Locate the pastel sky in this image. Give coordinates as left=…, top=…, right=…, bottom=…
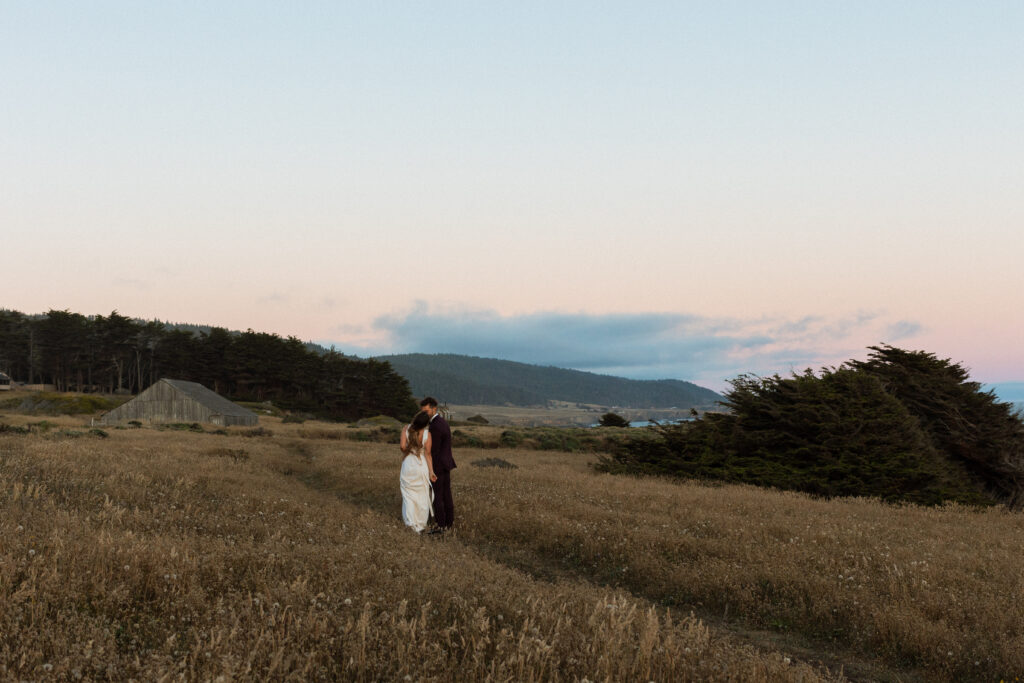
left=3, top=2, right=1022, bottom=392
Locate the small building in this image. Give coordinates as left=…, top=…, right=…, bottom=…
left=0, top=372, right=11, bottom=391
left=99, top=378, right=258, bottom=427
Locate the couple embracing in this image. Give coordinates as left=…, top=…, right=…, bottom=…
left=399, top=396, right=456, bottom=534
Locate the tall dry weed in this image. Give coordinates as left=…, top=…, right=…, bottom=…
left=298, top=433, right=1024, bottom=681
left=0, top=427, right=832, bottom=681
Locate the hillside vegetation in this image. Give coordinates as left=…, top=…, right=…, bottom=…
left=377, top=353, right=722, bottom=409
left=599, top=346, right=1024, bottom=507
left=0, top=392, right=123, bottom=416
left=0, top=308, right=416, bottom=422
left=2, top=413, right=1022, bottom=680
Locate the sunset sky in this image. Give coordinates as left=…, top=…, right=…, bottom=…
left=4, top=2, right=1022, bottom=394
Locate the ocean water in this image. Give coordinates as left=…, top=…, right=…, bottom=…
left=591, top=418, right=695, bottom=428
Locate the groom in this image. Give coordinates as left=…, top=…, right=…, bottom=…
left=420, top=396, right=456, bottom=532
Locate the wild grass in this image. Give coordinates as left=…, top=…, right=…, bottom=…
left=2, top=414, right=1022, bottom=680
left=277, top=422, right=1024, bottom=681
left=1, top=420, right=830, bottom=681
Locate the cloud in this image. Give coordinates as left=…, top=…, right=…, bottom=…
left=322, top=304, right=925, bottom=391
left=885, top=320, right=923, bottom=340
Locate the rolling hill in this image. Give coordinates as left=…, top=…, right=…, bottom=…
left=374, top=353, right=723, bottom=409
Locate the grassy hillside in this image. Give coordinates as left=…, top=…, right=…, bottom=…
left=376, top=353, right=723, bottom=409
left=2, top=412, right=1022, bottom=680
left=0, top=391, right=125, bottom=416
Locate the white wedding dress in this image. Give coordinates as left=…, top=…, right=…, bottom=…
left=400, top=426, right=433, bottom=532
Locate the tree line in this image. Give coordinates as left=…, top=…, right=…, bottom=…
left=0, top=309, right=418, bottom=421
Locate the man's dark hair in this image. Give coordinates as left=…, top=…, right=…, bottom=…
left=420, top=396, right=439, bottom=408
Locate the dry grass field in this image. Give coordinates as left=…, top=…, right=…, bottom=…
left=1, top=412, right=1022, bottom=681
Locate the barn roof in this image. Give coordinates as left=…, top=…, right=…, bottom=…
left=160, top=379, right=257, bottom=418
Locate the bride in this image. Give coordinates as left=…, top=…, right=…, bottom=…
left=399, top=411, right=437, bottom=532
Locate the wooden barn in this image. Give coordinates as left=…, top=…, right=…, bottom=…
left=99, top=378, right=258, bottom=427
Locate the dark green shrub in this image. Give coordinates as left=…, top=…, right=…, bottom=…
left=561, top=436, right=582, bottom=452
left=471, top=458, right=517, bottom=469
left=345, top=426, right=401, bottom=444
left=598, top=412, right=631, bottom=428
left=598, top=346, right=1024, bottom=507
left=499, top=430, right=524, bottom=447
left=164, top=422, right=205, bottom=432
left=0, top=423, right=30, bottom=435
left=452, top=430, right=484, bottom=448
left=536, top=431, right=570, bottom=451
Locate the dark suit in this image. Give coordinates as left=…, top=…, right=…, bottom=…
left=429, top=414, right=456, bottom=527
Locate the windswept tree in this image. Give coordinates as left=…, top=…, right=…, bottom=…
left=849, top=345, right=1024, bottom=506
left=598, top=346, right=1024, bottom=508
left=598, top=412, right=631, bottom=428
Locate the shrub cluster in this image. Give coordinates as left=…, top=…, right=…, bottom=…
left=347, top=426, right=401, bottom=444
left=598, top=346, right=1024, bottom=507
left=7, top=393, right=121, bottom=416
left=598, top=411, right=631, bottom=428
left=450, top=426, right=637, bottom=453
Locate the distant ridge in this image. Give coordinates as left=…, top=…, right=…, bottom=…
left=375, top=353, right=723, bottom=409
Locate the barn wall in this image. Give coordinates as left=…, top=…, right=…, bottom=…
left=99, top=381, right=257, bottom=426
left=101, top=399, right=215, bottom=424
left=99, top=382, right=212, bottom=424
